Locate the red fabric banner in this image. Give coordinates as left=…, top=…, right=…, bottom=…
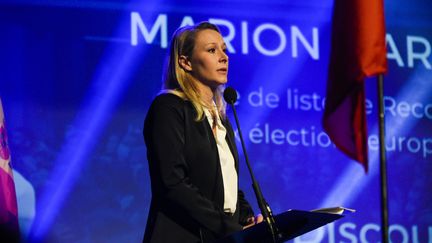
left=323, top=0, right=388, bottom=172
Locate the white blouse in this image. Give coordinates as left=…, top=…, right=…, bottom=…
left=204, top=106, right=238, bottom=214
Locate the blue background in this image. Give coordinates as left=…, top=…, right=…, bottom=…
left=1, top=0, right=431, bottom=242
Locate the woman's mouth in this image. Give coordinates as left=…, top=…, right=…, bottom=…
left=217, top=68, right=228, bottom=74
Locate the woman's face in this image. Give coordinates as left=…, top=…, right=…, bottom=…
left=188, top=29, right=228, bottom=89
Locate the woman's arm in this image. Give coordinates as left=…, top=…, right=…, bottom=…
left=237, top=190, right=255, bottom=226
left=144, top=95, right=242, bottom=237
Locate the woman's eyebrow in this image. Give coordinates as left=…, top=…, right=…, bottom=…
left=204, top=42, right=217, bottom=46
left=204, top=42, right=226, bottom=47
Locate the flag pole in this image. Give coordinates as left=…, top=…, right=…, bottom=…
left=377, top=73, right=389, bottom=243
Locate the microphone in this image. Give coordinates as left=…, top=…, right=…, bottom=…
left=223, top=87, right=279, bottom=242
left=223, top=87, right=238, bottom=105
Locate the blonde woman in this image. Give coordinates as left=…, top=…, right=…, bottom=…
left=143, top=22, right=261, bottom=243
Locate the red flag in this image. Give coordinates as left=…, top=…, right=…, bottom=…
left=0, top=98, right=19, bottom=238
left=323, top=0, right=388, bottom=172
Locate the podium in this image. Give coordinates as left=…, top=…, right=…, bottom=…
left=218, top=210, right=344, bottom=243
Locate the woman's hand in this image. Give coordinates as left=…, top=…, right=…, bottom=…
left=243, top=214, right=264, bottom=229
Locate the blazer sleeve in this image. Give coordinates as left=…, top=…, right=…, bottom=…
left=238, top=190, right=255, bottom=226
left=144, top=96, right=243, bottom=237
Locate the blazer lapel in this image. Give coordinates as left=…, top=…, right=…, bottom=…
left=222, top=119, right=240, bottom=171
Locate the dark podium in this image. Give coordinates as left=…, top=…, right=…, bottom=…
left=222, top=88, right=348, bottom=242
left=218, top=209, right=344, bottom=243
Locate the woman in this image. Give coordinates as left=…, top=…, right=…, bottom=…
left=143, top=22, right=261, bottom=243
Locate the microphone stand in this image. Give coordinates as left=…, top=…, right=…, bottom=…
left=227, top=101, right=280, bottom=243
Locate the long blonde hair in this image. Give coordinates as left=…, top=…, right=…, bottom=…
left=161, top=22, right=226, bottom=121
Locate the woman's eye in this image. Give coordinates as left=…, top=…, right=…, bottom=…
left=208, top=48, right=216, bottom=53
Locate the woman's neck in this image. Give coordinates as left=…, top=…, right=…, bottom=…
left=196, top=82, right=216, bottom=107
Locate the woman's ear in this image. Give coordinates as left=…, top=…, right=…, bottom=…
left=178, top=55, right=193, bottom=72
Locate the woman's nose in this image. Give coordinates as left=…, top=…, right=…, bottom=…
left=219, top=50, right=228, bottom=63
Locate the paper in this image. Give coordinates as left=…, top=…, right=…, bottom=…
left=311, top=207, right=356, bottom=215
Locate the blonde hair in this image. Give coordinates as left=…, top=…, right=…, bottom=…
left=161, top=22, right=226, bottom=121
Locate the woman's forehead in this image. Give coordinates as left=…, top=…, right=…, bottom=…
left=195, top=29, right=225, bottom=45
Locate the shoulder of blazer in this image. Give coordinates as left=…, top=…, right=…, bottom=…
left=147, top=93, right=195, bottom=118
left=151, top=92, right=188, bottom=109
left=144, top=93, right=189, bottom=135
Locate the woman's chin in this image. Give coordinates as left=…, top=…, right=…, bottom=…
left=217, top=78, right=228, bottom=85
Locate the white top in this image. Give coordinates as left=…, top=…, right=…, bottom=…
left=204, top=106, right=238, bottom=214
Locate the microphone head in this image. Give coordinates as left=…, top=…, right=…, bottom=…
left=223, top=87, right=238, bottom=104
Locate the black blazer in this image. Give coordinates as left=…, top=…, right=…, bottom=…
left=143, top=93, right=254, bottom=243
